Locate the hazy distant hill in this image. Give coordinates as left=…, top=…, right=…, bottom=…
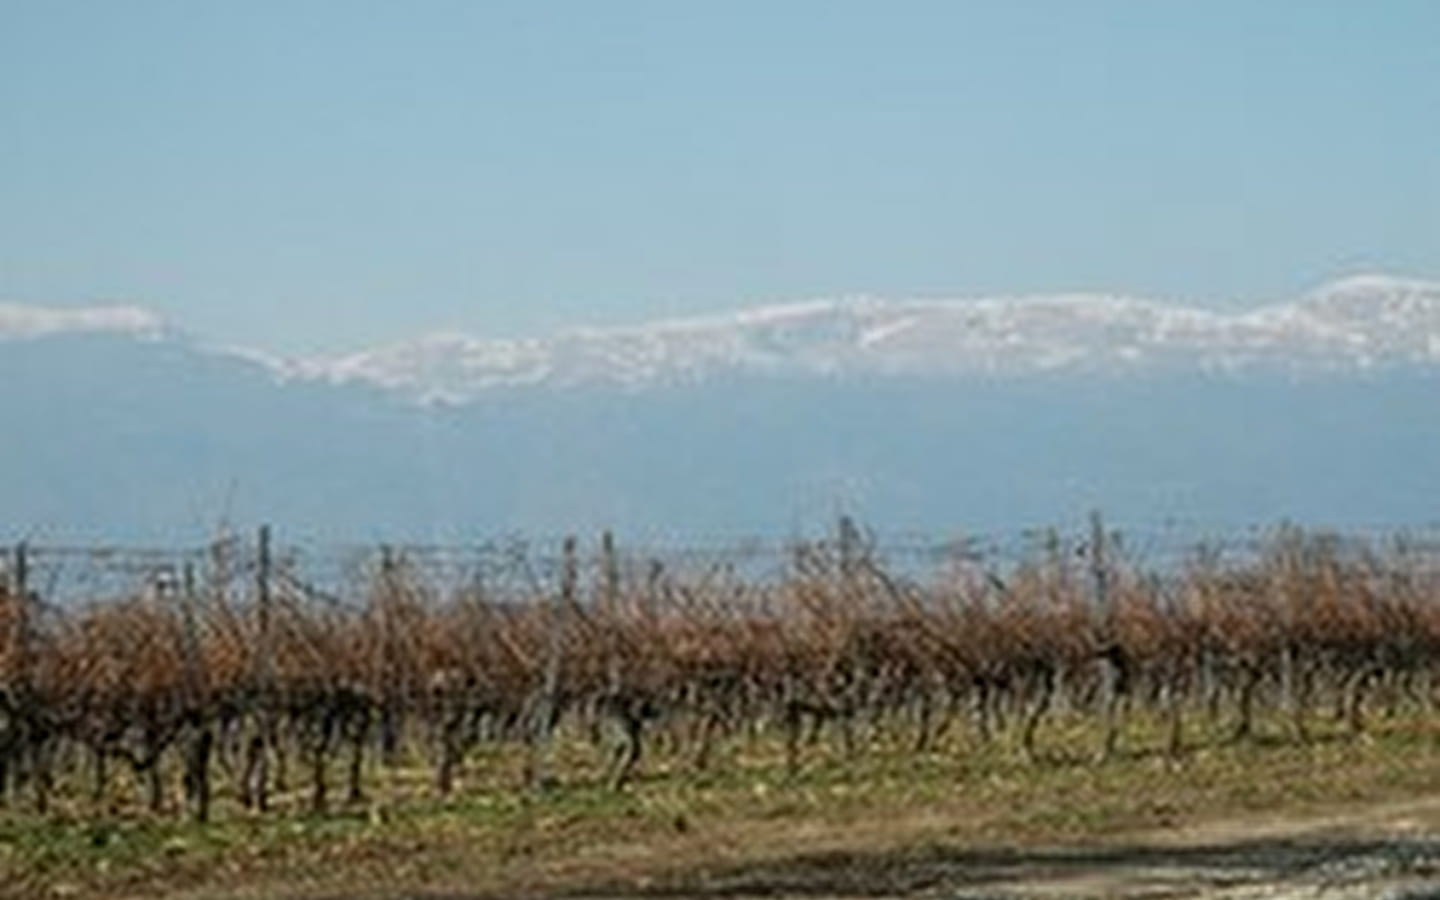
left=3, top=277, right=1438, bottom=542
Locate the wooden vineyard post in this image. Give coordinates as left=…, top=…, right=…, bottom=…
left=837, top=515, right=858, bottom=583
left=17, top=542, right=48, bottom=813
left=378, top=546, right=402, bottom=766
left=181, top=561, right=214, bottom=823
left=180, top=563, right=203, bottom=708
left=1091, top=512, right=1124, bottom=761
left=1045, top=527, right=1073, bottom=715
left=1278, top=531, right=1307, bottom=742
left=11, top=542, right=29, bottom=697
left=835, top=515, right=861, bottom=757
left=644, top=559, right=664, bottom=622
left=242, top=525, right=273, bottom=812
left=529, top=536, right=575, bottom=791
left=372, top=545, right=400, bottom=808
left=2, top=543, right=29, bottom=806
left=602, top=530, right=621, bottom=695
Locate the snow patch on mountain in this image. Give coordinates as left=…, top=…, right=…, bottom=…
left=275, top=275, right=1440, bottom=403
left=0, top=302, right=167, bottom=341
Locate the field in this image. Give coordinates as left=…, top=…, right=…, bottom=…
left=4, top=518, right=1440, bottom=897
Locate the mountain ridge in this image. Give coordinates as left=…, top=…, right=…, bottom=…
left=6, top=274, right=1440, bottom=405
left=3, top=279, right=1439, bottom=540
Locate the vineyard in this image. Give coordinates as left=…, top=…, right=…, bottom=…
left=2, top=517, right=1440, bottom=831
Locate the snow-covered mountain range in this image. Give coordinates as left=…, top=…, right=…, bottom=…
left=5, top=275, right=1440, bottom=405
left=4, top=274, right=1438, bottom=540
left=273, top=274, right=1440, bottom=403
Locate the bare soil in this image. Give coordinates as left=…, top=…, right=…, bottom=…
left=362, top=796, right=1440, bottom=900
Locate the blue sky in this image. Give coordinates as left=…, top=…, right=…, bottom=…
left=3, top=1, right=1437, bottom=353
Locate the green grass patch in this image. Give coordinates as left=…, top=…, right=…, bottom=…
left=6, top=709, right=1440, bottom=898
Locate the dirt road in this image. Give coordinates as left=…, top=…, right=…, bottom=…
left=544, top=797, right=1440, bottom=899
